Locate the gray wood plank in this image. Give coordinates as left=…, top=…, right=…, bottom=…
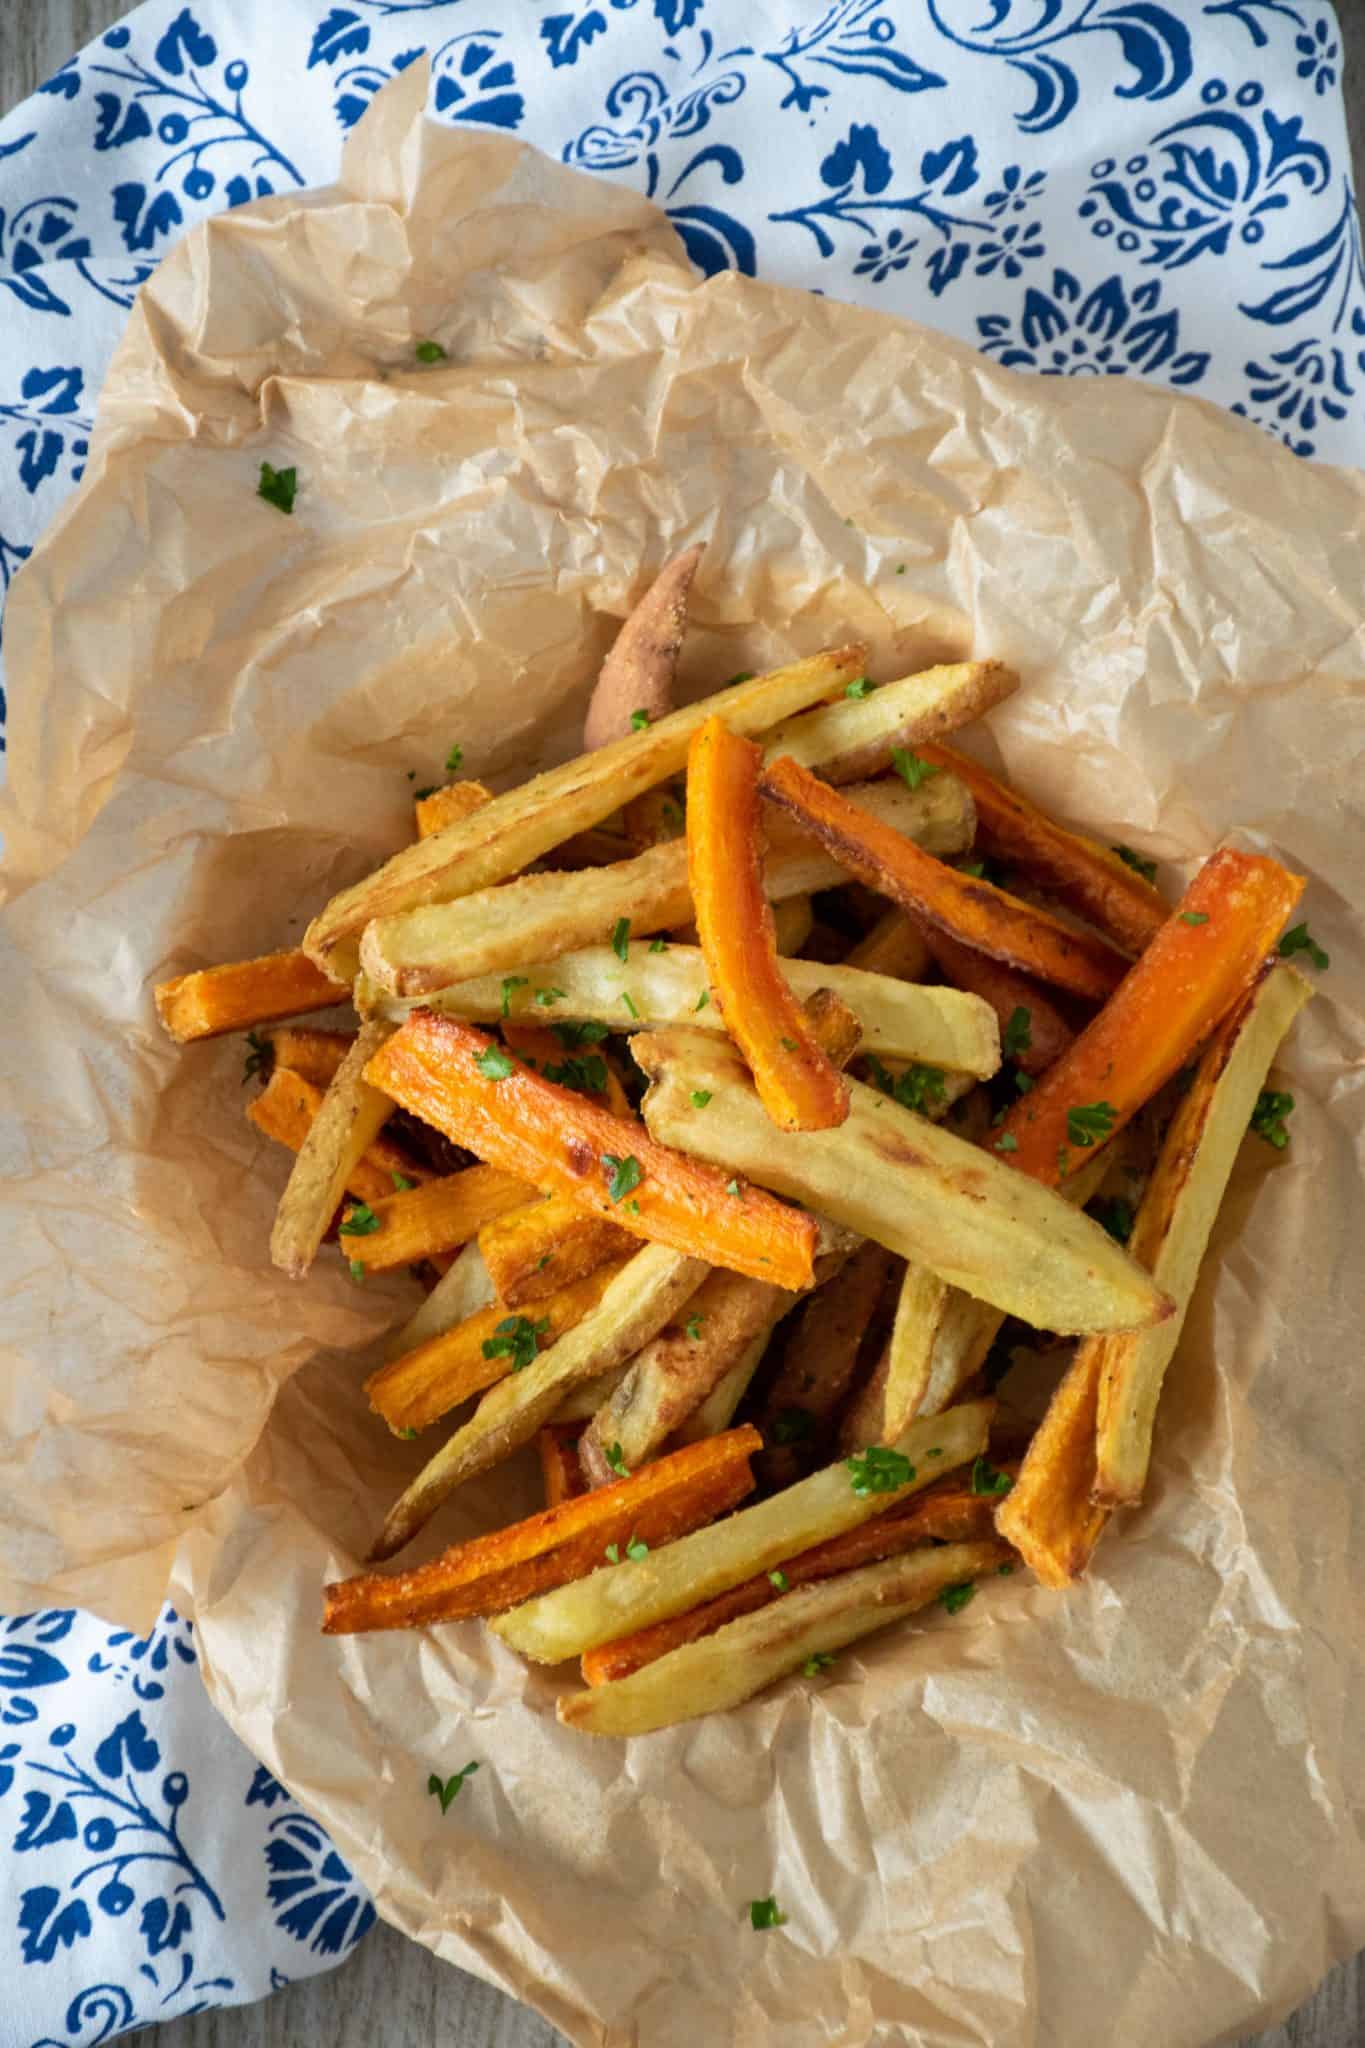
left=1, top=5, right=1361, bottom=2044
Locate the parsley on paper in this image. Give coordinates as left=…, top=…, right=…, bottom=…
left=1113, top=844, right=1157, bottom=883
left=1066, top=1100, right=1116, bottom=1147
left=445, top=742, right=463, bottom=774
left=1002, top=1006, right=1032, bottom=1060
left=476, top=1046, right=514, bottom=1081
left=603, top=1154, right=642, bottom=1203
left=1250, top=1088, right=1295, bottom=1149
left=481, top=1315, right=550, bottom=1372
left=630, top=709, right=650, bottom=731
left=771, top=1407, right=813, bottom=1446
left=690, top=1089, right=712, bottom=1108
left=749, top=1896, right=787, bottom=1929
left=257, top=461, right=297, bottom=514
left=415, top=340, right=447, bottom=363
left=802, top=1653, right=835, bottom=1677
left=939, top=1582, right=976, bottom=1615
left=500, top=975, right=528, bottom=1018
left=846, top=1446, right=913, bottom=1497
left=339, top=1204, right=381, bottom=1237
left=970, top=1456, right=1013, bottom=1498
left=242, top=1030, right=271, bottom=1084
left=604, top=1442, right=629, bottom=1477
left=890, top=747, right=940, bottom=792
left=612, top=917, right=631, bottom=962
left=428, top=1762, right=479, bottom=1812
left=1279, top=922, right=1330, bottom=971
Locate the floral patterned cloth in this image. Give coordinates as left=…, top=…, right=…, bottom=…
left=0, top=1, right=1359, bottom=2041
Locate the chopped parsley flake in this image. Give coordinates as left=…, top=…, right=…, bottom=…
left=769, top=1570, right=789, bottom=1592
left=630, top=709, right=650, bottom=731
left=1066, top=1100, right=1116, bottom=1147
left=749, top=1896, right=787, bottom=1929
left=1092, top=1197, right=1134, bottom=1244
left=1113, top=844, right=1157, bottom=883
left=626, top=1534, right=649, bottom=1561
left=604, top=1442, right=629, bottom=1477
left=1179, top=911, right=1209, bottom=926
left=690, top=1089, right=712, bottom=1108
left=725, top=1178, right=742, bottom=1197
left=939, top=1581, right=976, bottom=1615
left=481, top=1314, right=551, bottom=1373
left=603, top=1153, right=642, bottom=1203
left=1279, top=922, right=1329, bottom=971
left=428, top=1762, right=479, bottom=1812
left=695, top=990, right=710, bottom=1011
left=534, top=986, right=567, bottom=1008
left=621, top=989, right=640, bottom=1019
left=347, top=1259, right=365, bottom=1282
left=890, top=747, right=940, bottom=792
left=994, top=1133, right=1018, bottom=1154
left=1002, top=1006, right=1032, bottom=1060
left=445, top=743, right=463, bottom=774
left=846, top=1445, right=913, bottom=1497
left=415, top=340, right=447, bottom=363
left=649, top=936, right=668, bottom=953
left=612, top=917, right=631, bottom=962
left=802, top=1652, right=835, bottom=1677
left=541, top=1052, right=608, bottom=1096
left=500, top=975, right=528, bottom=1018
left=339, top=1203, right=381, bottom=1237
left=685, top=1315, right=705, bottom=1341
left=970, top=1455, right=1013, bottom=1498
left=1250, top=1088, right=1295, bottom=1149
left=257, top=461, right=297, bottom=514
left=476, top=1045, right=514, bottom=1082
left=552, top=1019, right=609, bottom=1049
left=844, top=676, right=875, bottom=700
left=391, top=1172, right=416, bottom=1192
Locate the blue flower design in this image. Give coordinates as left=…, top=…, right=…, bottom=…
left=926, top=0, right=1191, bottom=134
left=977, top=267, right=1209, bottom=385
left=1231, top=332, right=1355, bottom=455
left=563, top=60, right=746, bottom=173
left=265, top=1812, right=376, bottom=1956
left=1295, top=16, right=1339, bottom=96
left=432, top=33, right=525, bottom=130
left=764, top=0, right=946, bottom=114
left=0, top=366, right=91, bottom=496
left=86, top=1607, right=196, bottom=1704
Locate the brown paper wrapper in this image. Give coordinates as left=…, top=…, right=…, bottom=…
left=3, top=64, right=1364, bottom=2048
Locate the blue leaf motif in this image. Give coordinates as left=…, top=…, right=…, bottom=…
left=14, top=1788, right=79, bottom=1850
left=112, top=181, right=184, bottom=253
left=541, top=9, right=609, bottom=68
left=21, top=365, right=84, bottom=415
left=19, top=1884, right=92, bottom=1965
left=153, top=8, right=218, bottom=78
left=1106, top=2, right=1191, bottom=100
left=0, top=1641, right=69, bottom=1688
left=39, top=60, right=81, bottom=100
left=0, top=1740, right=20, bottom=1798
left=655, top=0, right=703, bottom=26
left=921, top=137, right=978, bottom=198
left=821, top=123, right=892, bottom=197
left=927, top=239, right=971, bottom=293
left=141, top=1896, right=193, bottom=1953
left=246, top=1762, right=290, bottom=1809
left=670, top=204, right=756, bottom=277
left=94, top=91, right=154, bottom=151
left=94, top=1708, right=160, bottom=1780
left=310, top=8, right=370, bottom=68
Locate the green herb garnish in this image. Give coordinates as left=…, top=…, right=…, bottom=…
left=846, top=1445, right=914, bottom=1497
left=500, top=975, right=528, bottom=1018
left=428, top=1761, right=479, bottom=1812
left=603, top=1154, right=642, bottom=1203
left=690, top=1089, right=712, bottom=1108
left=748, top=1896, right=787, bottom=1929
left=552, top=1019, right=609, bottom=1049
left=257, top=461, right=297, bottom=514
left=994, top=1133, right=1018, bottom=1154
left=481, top=1314, right=551, bottom=1372
left=391, top=1172, right=416, bottom=1192
left=1002, top=1006, right=1032, bottom=1060
left=476, top=1045, right=514, bottom=1081
left=1179, top=911, right=1208, bottom=926
left=445, top=742, right=464, bottom=774
left=970, top=1455, right=1013, bottom=1498
left=541, top=1052, right=608, bottom=1096
left=1092, top=1197, right=1133, bottom=1244
left=1279, top=922, right=1329, bottom=971
left=1113, top=844, right=1157, bottom=883
left=802, top=1652, right=835, bottom=1677
left=890, top=747, right=940, bottom=792
left=844, top=676, right=875, bottom=700
left=630, top=709, right=650, bottom=731
left=649, top=936, right=668, bottom=953
left=612, top=917, right=631, bottom=962
left=534, top=986, right=568, bottom=1008
left=415, top=340, right=447, bottom=363
left=1250, top=1088, right=1295, bottom=1149
left=769, top=1570, right=789, bottom=1592
left=1066, top=1100, right=1116, bottom=1147
left=685, top=1315, right=705, bottom=1341
left=604, top=1442, right=629, bottom=1477
left=939, top=1581, right=976, bottom=1615
left=339, top=1203, right=381, bottom=1236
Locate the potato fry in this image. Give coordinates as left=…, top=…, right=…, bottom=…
left=358, top=771, right=975, bottom=997
left=384, top=1239, right=494, bottom=1361
left=155, top=946, right=341, bottom=1042
left=760, top=755, right=1129, bottom=1003
left=478, top=1193, right=635, bottom=1308
left=414, top=778, right=494, bottom=840
left=305, top=647, right=866, bottom=979
left=548, top=1364, right=631, bottom=1424
left=370, top=1243, right=708, bottom=1558
left=843, top=1262, right=951, bottom=1453
left=580, top=1267, right=796, bottom=1485
left=761, top=660, right=1018, bottom=786
left=559, top=1537, right=1010, bottom=1735
left=539, top=1424, right=588, bottom=1509
left=341, top=1162, right=534, bottom=1274
left=583, top=547, right=704, bottom=750
left=270, top=1023, right=395, bottom=1279
left=1093, top=963, right=1312, bottom=1506
left=993, top=847, right=1305, bottom=1186
left=844, top=910, right=930, bottom=983
left=757, top=1242, right=894, bottom=1488
left=263, top=1026, right=355, bottom=1089
left=373, top=942, right=1000, bottom=1077
left=364, top=1259, right=631, bottom=1434
left=325, top=1425, right=758, bottom=1635
left=364, top=1013, right=819, bottom=1291
left=672, top=1329, right=772, bottom=1444
left=771, top=894, right=813, bottom=957
left=492, top=1400, right=992, bottom=1663
left=636, top=1030, right=1170, bottom=1336
left=621, top=785, right=686, bottom=851
left=247, top=1067, right=430, bottom=1211
left=924, top=931, right=1075, bottom=1078
left=583, top=1475, right=1011, bottom=1682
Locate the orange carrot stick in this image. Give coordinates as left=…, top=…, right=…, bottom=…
left=993, top=847, right=1304, bottom=1188
left=363, top=1012, right=818, bottom=1290
left=758, top=755, right=1129, bottom=1003
left=341, top=1162, right=533, bottom=1274
left=688, top=716, right=849, bottom=1131
left=538, top=1424, right=589, bottom=1508
left=321, top=1424, right=760, bottom=1632
left=413, top=777, right=494, bottom=841
left=155, top=947, right=341, bottom=1042
left=246, top=1067, right=432, bottom=1208
left=264, top=1027, right=356, bottom=1089
left=502, top=1020, right=635, bottom=1120
left=478, top=1192, right=636, bottom=1308
left=916, top=742, right=1169, bottom=954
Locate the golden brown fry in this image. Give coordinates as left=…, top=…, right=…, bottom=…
left=994, top=1341, right=1110, bottom=1588
left=269, top=1023, right=397, bottom=1279
left=539, top=1424, right=588, bottom=1509
left=414, top=778, right=494, bottom=840
left=384, top=1240, right=494, bottom=1361
left=762, top=660, right=1018, bottom=786
left=247, top=1067, right=431, bottom=1210
left=264, top=1026, right=355, bottom=1089
left=757, top=1241, right=894, bottom=1488
left=582, top=546, right=704, bottom=751
left=844, top=909, right=930, bottom=983
left=772, top=894, right=814, bottom=957
left=621, top=785, right=686, bottom=851
left=840, top=1261, right=948, bottom=1453
left=478, top=1192, right=635, bottom=1308
left=155, top=947, right=341, bottom=1042
left=671, top=1329, right=773, bottom=1445
left=341, top=1162, right=533, bottom=1274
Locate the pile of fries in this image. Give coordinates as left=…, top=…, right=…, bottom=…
left=155, top=550, right=1318, bottom=1738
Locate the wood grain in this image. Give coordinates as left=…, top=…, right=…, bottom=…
left=0, top=4, right=1361, bottom=2044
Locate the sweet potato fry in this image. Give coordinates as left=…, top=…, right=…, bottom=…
left=759, top=755, right=1129, bottom=1003
left=539, top=1424, right=588, bottom=1509
left=340, top=1162, right=533, bottom=1274
left=923, top=931, right=1075, bottom=1077
left=263, top=1027, right=355, bottom=1089
left=761, top=660, right=1018, bottom=786
left=992, top=847, right=1305, bottom=1188
left=582, top=1473, right=1012, bottom=1683
left=583, top=547, right=704, bottom=751
left=757, top=1242, right=894, bottom=1488
left=844, top=910, right=930, bottom=984
left=324, top=1424, right=759, bottom=1634
left=364, top=1012, right=819, bottom=1291
left=247, top=1067, right=431, bottom=1209
left=994, top=1340, right=1110, bottom=1588
left=371, top=1242, right=708, bottom=1557
left=305, top=647, right=866, bottom=979
left=364, top=1259, right=631, bottom=1434
left=270, top=1023, right=396, bottom=1278
left=155, top=947, right=341, bottom=1042
left=688, top=714, right=849, bottom=1131
left=580, top=1267, right=796, bottom=1486
left=478, top=1193, right=635, bottom=1308
left=916, top=742, right=1168, bottom=955
left=561, top=1537, right=1011, bottom=1734
left=1092, top=962, right=1312, bottom=1506
left=414, top=777, right=494, bottom=840
left=501, top=1020, right=633, bottom=1118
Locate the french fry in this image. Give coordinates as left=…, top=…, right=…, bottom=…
left=636, top=1029, right=1169, bottom=1335
left=583, top=547, right=704, bottom=750
left=923, top=931, right=1075, bottom=1077
left=414, top=777, right=494, bottom=840
left=493, top=1401, right=993, bottom=1664
left=844, top=909, right=930, bottom=983
left=372, top=943, right=1000, bottom=1078
left=155, top=946, right=341, bottom=1042
left=1092, top=963, right=1312, bottom=1506
left=916, top=742, right=1168, bottom=954
left=841, top=1261, right=951, bottom=1453
left=672, top=1329, right=772, bottom=1444
left=263, top=1026, right=355, bottom=1089
left=994, top=1340, right=1110, bottom=1589
left=552, top=825, right=638, bottom=870
left=761, top=660, right=1018, bottom=786
left=384, top=1239, right=494, bottom=1361
left=559, top=1537, right=1011, bottom=1735
left=772, top=893, right=813, bottom=957
left=582, top=1474, right=1011, bottom=1683
left=580, top=1267, right=796, bottom=1485
left=993, top=848, right=1305, bottom=1187
left=757, top=1242, right=894, bottom=1488
left=270, top=1023, right=396, bottom=1279
left=358, top=771, right=975, bottom=997
left=305, top=647, right=867, bottom=979
left=364, top=1259, right=631, bottom=1434
left=324, top=1424, right=758, bottom=1635
left=548, top=1364, right=632, bottom=1424
left=370, top=1243, right=709, bottom=1558
left=364, top=1013, right=819, bottom=1291
left=539, top=1424, right=588, bottom=1508
left=478, top=1193, right=635, bottom=1308
left=341, top=1163, right=533, bottom=1274
left=247, top=1067, right=431, bottom=1210
left=687, top=714, right=849, bottom=1131
left=760, top=755, right=1129, bottom=1003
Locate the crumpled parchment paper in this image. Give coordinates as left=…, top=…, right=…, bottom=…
left=2, top=62, right=1364, bottom=2048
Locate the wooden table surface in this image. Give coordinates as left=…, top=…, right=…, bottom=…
left=3, top=3, right=1362, bottom=2043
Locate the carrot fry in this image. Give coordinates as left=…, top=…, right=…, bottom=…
left=501, top=1020, right=634, bottom=1119
left=759, top=755, right=1129, bottom=1003
left=916, top=742, right=1169, bottom=954
left=155, top=947, right=341, bottom=1042
left=364, top=1259, right=630, bottom=1434
left=478, top=1192, right=635, bottom=1308
left=582, top=1473, right=1012, bottom=1683
left=341, top=1162, right=533, bottom=1274
left=688, top=716, right=849, bottom=1131
left=363, top=1012, right=818, bottom=1291
left=323, top=1424, right=760, bottom=1633
left=414, top=777, right=494, bottom=840
left=923, top=931, right=1075, bottom=1077
left=993, top=847, right=1305, bottom=1188
left=993, top=1341, right=1110, bottom=1588
left=539, top=1424, right=588, bottom=1509
left=264, top=1027, right=355, bottom=1089
left=247, top=1068, right=432, bottom=1208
